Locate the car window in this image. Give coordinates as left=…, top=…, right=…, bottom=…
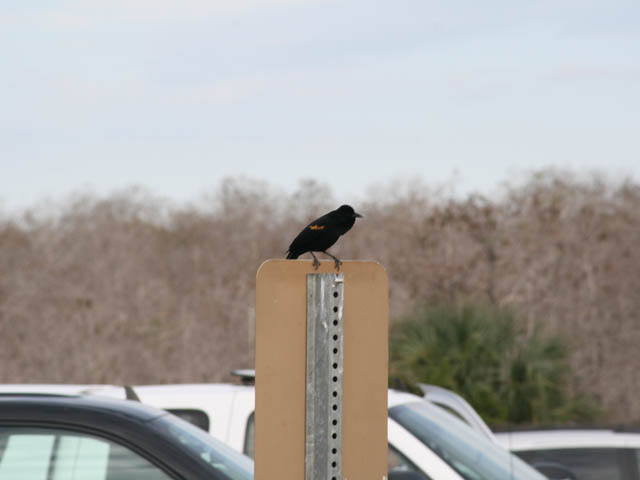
left=429, top=402, right=468, bottom=425
left=166, top=409, right=210, bottom=432
left=156, top=415, right=253, bottom=480
left=0, top=427, right=172, bottom=480
left=389, top=444, right=431, bottom=479
left=516, top=448, right=627, bottom=480
left=389, top=402, right=547, bottom=480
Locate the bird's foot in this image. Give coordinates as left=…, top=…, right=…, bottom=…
left=322, top=251, right=342, bottom=271
left=311, top=253, right=320, bottom=270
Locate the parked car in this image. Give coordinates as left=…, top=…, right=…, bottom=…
left=128, top=384, right=546, bottom=480
left=496, top=429, right=640, bottom=480
left=0, top=393, right=253, bottom=480
left=0, top=383, right=546, bottom=480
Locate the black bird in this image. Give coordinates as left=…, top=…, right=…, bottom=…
left=286, top=204, right=362, bottom=270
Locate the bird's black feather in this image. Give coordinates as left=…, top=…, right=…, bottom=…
left=285, top=205, right=362, bottom=268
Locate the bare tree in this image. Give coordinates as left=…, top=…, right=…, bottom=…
left=1, top=172, right=639, bottom=422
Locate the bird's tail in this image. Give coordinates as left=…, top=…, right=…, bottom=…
left=286, top=251, right=298, bottom=259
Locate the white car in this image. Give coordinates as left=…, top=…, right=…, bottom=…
left=129, top=384, right=544, bottom=480
left=496, top=429, right=640, bottom=480
left=0, top=383, right=545, bottom=480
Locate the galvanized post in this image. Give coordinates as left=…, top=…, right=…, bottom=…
left=306, top=273, right=344, bottom=480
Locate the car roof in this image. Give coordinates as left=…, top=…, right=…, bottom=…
left=387, top=389, right=425, bottom=407
left=0, top=383, right=439, bottom=407
left=135, top=383, right=252, bottom=396
left=0, top=384, right=126, bottom=398
left=0, top=393, right=167, bottom=423
left=135, top=385, right=427, bottom=415
left=495, top=429, right=640, bottom=450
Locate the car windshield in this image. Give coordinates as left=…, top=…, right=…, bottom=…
left=151, top=413, right=254, bottom=480
left=389, top=401, right=547, bottom=480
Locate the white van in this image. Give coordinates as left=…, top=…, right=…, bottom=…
left=128, top=383, right=545, bottom=480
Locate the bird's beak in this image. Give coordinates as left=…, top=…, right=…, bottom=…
left=354, top=212, right=363, bottom=218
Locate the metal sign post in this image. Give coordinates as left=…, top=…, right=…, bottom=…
left=306, top=273, right=344, bottom=480
left=255, top=260, right=388, bottom=480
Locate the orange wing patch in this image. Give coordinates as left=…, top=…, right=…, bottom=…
left=309, top=224, right=325, bottom=230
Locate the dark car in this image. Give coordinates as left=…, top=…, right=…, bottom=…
left=0, top=394, right=253, bottom=480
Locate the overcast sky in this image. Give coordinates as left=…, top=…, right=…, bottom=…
left=2, top=0, right=639, bottom=212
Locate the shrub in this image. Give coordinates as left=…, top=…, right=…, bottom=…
left=389, top=303, right=599, bottom=425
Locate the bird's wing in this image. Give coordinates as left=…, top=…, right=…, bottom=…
left=304, top=210, right=336, bottom=229
left=287, top=212, right=336, bottom=256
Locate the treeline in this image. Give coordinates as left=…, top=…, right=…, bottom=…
left=1, top=171, right=639, bottom=423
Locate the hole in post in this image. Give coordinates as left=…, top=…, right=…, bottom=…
left=332, top=376, right=337, bottom=382
left=333, top=347, right=338, bottom=354
left=332, top=362, right=338, bottom=369
left=332, top=448, right=337, bottom=454
left=333, top=319, right=338, bottom=326
left=333, top=334, right=338, bottom=341
left=332, top=433, right=337, bottom=439
left=332, top=461, right=337, bottom=468
left=333, top=391, right=338, bottom=397
left=332, top=419, right=337, bottom=426
left=332, top=404, right=338, bottom=411
left=333, top=291, right=338, bottom=298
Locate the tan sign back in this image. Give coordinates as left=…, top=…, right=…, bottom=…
left=255, top=259, right=388, bottom=480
